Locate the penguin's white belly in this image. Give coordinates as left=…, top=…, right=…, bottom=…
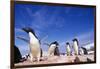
left=67, top=47, right=71, bottom=55
left=79, top=48, right=84, bottom=55
left=67, top=47, right=70, bottom=53
left=74, top=45, right=78, bottom=54
left=30, top=42, right=40, bottom=57
left=48, top=46, right=55, bottom=56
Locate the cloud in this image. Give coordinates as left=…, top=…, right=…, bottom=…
left=15, top=28, right=24, bottom=34
left=77, top=30, right=94, bottom=45
left=41, top=35, right=48, bottom=42
left=83, top=42, right=94, bottom=49
left=24, top=7, right=50, bottom=37
left=25, top=7, right=48, bottom=36
left=25, top=6, right=66, bottom=31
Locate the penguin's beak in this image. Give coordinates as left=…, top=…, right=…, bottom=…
left=22, top=28, right=29, bottom=33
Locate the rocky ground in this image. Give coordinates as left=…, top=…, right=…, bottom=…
left=15, top=54, right=94, bottom=67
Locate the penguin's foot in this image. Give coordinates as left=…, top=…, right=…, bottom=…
left=37, top=57, right=40, bottom=62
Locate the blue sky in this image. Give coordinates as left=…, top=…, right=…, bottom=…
left=14, top=3, right=95, bottom=55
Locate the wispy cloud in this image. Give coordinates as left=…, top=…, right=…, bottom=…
left=83, top=42, right=94, bottom=49
left=14, top=28, right=25, bottom=36
left=76, top=30, right=94, bottom=45
left=15, top=28, right=22, bottom=33
left=25, top=6, right=66, bottom=31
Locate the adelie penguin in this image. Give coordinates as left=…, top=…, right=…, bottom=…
left=14, top=45, right=22, bottom=63
left=48, top=41, right=60, bottom=57
left=22, top=27, right=42, bottom=62
left=79, top=48, right=84, bottom=55
left=66, top=42, right=71, bottom=56
left=80, top=47, right=88, bottom=55
left=72, top=38, right=79, bottom=55
left=17, top=36, right=43, bottom=59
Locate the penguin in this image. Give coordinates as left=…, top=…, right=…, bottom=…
left=17, top=36, right=43, bottom=58
left=66, top=42, right=71, bottom=56
left=79, top=48, right=84, bottom=55
left=22, top=27, right=42, bottom=62
left=48, top=41, right=60, bottom=56
left=72, top=38, right=79, bottom=55
left=81, top=47, right=88, bottom=55
left=54, top=44, right=60, bottom=56
left=14, top=45, right=22, bottom=63
left=22, top=53, right=30, bottom=61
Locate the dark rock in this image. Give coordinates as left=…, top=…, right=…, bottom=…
left=87, top=58, right=92, bottom=62
left=74, top=56, right=80, bottom=63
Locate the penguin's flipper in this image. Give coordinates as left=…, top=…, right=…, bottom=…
left=40, top=48, right=43, bottom=57
left=43, top=43, right=50, bottom=46
left=54, top=47, right=60, bottom=56
left=16, top=36, right=29, bottom=43
left=81, top=47, right=88, bottom=54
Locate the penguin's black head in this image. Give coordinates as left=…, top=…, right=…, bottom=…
left=22, top=27, right=35, bottom=35
left=22, top=27, right=39, bottom=39
left=72, top=38, right=78, bottom=42
left=51, top=41, right=59, bottom=46
left=66, top=42, right=70, bottom=45
left=72, top=38, right=79, bottom=45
